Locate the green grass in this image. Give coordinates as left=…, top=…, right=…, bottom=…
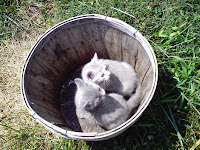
left=0, top=0, right=200, bottom=149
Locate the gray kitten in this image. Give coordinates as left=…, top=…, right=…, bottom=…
left=74, top=78, right=141, bottom=130
left=82, top=53, right=139, bottom=96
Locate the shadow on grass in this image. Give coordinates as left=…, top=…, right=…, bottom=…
left=86, top=67, right=187, bottom=150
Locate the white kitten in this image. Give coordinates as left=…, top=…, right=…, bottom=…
left=82, top=53, right=139, bottom=96
left=74, top=78, right=141, bottom=130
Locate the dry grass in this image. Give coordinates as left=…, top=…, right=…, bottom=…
left=0, top=5, right=39, bottom=117
left=0, top=32, right=38, bottom=119
left=0, top=5, right=60, bottom=148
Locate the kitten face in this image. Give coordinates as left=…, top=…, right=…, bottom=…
left=82, top=53, right=110, bottom=84
left=74, top=78, right=105, bottom=111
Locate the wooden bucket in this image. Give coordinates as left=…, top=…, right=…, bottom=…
left=21, top=14, right=158, bottom=141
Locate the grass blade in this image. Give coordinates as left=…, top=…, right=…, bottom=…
left=181, top=92, right=200, bottom=116
left=160, top=104, right=184, bottom=147
left=5, top=15, right=21, bottom=27
left=0, top=123, right=20, bottom=133
left=167, top=104, right=184, bottom=147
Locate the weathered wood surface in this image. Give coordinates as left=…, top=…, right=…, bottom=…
left=104, top=28, right=123, bottom=61
left=79, top=23, right=109, bottom=59
left=121, top=34, right=139, bottom=68
left=25, top=20, right=155, bottom=134
left=135, top=43, right=153, bottom=103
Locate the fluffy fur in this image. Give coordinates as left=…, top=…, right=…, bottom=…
left=82, top=53, right=139, bottom=96
left=74, top=78, right=142, bottom=130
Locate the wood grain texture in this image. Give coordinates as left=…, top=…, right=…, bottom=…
left=135, top=43, right=152, bottom=99
left=104, top=28, right=123, bottom=61
left=121, top=34, right=139, bottom=68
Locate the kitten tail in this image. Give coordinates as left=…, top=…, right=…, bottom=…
left=127, top=81, right=142, bottom=109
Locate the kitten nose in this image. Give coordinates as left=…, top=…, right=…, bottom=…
left=100, top=95, right=105, bottom=100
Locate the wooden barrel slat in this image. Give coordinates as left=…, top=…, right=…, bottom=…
left=32, top=48, right=65, bottom=81
left=51, top=31, right=82, bottom=71
left=121, top=34, right=139, bottom=68
left=29, top=60, right=58, bottom=83
left=30, top=101, right=66, bottom=125
left=29, top=96, right=60, bottom=116
left=28, top=73, right=57, bottom=92
left=66, top=27, right=92, bottom=63
left=42, top=38, right=73, bottom=73
left=27, top=76, right=58, bottom=99
left=135, top=43, right=152, bottom=84
left=28, top=85, right=57, bottom=105
left=80, top=23, right=108, bottom=58
left=140, top=69, right=153, bottom=104
left=104, top=28, right=123, bottom=61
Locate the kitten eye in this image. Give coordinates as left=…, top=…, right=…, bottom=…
left=85, top=103, right=92, bottom=110
left=98, top=87, right=102, bottom=91
left=101, top=73, right=104, bottom=77
left=87, top=72, right=94, bottom=80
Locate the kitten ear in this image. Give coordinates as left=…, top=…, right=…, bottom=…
left=91, top=53, right=99, bottom=63
left=74, top=78, right=85, bottom=88
left=87, top=71, right=94, bottom=80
